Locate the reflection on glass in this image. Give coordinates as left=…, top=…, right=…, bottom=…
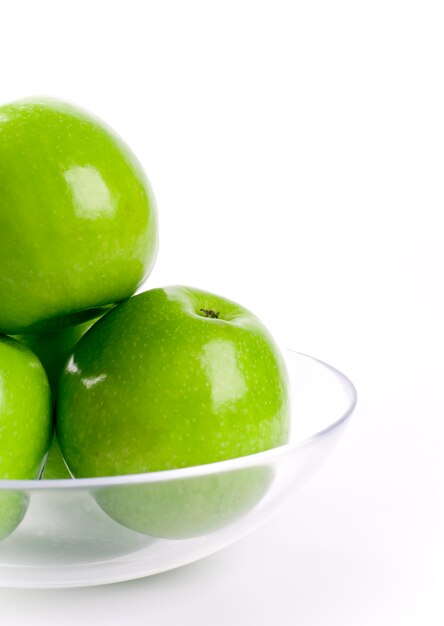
left=96, top=465, right=274, bottom=539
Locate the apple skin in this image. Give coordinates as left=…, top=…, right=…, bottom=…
left=13, top=316, right=102, bottom=479
left=0, top=98, right=158, bottom=335
left=0, top=337, right=52, bottom=477
left=13, top=317, right=101, bottom=400
left=57, top=286, right=289, bottom=537
left=0, top=336, right=52, bottom=538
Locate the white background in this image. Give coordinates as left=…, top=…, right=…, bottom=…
left=1, top=1, right=443, bottom=624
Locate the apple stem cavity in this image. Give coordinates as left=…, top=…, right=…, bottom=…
left=200, top=309, right=220, bottom=319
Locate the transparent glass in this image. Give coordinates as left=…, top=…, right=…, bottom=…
left=0, top=350, right=357, bottom=588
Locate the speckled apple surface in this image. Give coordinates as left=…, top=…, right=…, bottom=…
left=57, top=286, right=290, bottom=478
left=0, top=336, right=52, bottom=538
left=0, top=98, right=158, bottom=334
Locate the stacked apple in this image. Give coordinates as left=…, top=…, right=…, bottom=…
left=0, top=98, right=290, bottom=538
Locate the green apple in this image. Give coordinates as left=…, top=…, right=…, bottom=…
left=13, top=316, right=103, bottom=479
left=57, top=286, right=289, bottom=536
left=0, top=98, right=158, bottom=335
left=0, top=336, right=52, bottom=538
left=57, top=286, right=290, bottom=475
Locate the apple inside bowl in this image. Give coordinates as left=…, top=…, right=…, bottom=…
left=0, top=350, right=356, bottom=588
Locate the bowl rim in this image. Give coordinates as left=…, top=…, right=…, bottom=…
left=0, top=350, right=357, bottom=491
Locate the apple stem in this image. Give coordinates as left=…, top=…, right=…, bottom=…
left=200, top=308, right=220, bottom=319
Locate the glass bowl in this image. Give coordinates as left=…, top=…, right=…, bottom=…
left=0, top=350, right=357, bottom=588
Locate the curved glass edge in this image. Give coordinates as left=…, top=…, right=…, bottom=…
left=0, top=350, right=357, bottom=491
